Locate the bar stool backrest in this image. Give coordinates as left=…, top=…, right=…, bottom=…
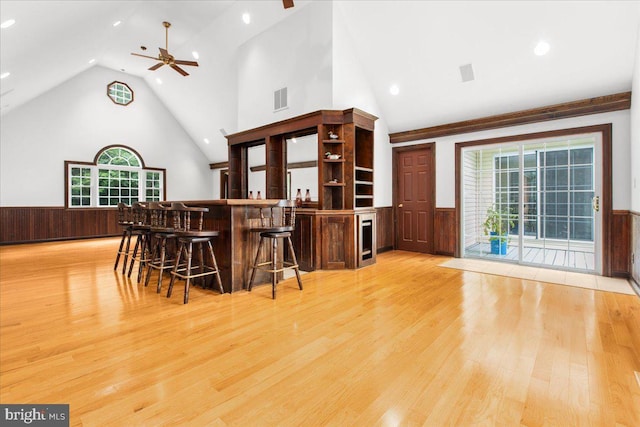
left=170, top=202, right=209, bottom=232
left=147, top=202, right=172, bottom=229
left=131, top=202, right=150, bottom=226
left=117, top=203, right=133, bottom=226
left=256, top=200, right=296, bottom=231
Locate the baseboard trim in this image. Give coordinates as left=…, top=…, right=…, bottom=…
left=0, top=234, right=119, bottom=246
left=631, top=276, right=640, bottom=298
left=377, top=246, right=394, bottom=254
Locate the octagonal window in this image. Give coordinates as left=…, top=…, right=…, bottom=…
left=107, top=81, right=134, bottom=106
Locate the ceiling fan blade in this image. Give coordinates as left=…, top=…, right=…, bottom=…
left=148, top=62, right=164, bottom=71
left=174, top=59, right=199, bottom=67
left=283, top=0, right=294, bottom=8
left=159, top=47, right=170, bottom=58
left=131, top=52, right=160, bottom=60
left=170, top=64, right=189, bottom=76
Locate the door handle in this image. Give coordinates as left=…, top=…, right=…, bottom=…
left=592, top=196, right=600, bottom=212
left=398, top=204, right=403, bottom=208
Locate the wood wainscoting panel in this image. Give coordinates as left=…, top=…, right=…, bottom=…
left=434, top=208, right=456, bottom=256
left=611, top=210, right=631, bottom=278
left=0, top=207, right=119, bottom=244
left=375, top=206, right=393, bottom=252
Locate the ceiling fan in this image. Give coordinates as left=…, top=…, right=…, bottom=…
left=131, top=21, right=198, bottom=76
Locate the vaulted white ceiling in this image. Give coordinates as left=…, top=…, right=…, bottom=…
left=1, top=0, right=639, bottom=162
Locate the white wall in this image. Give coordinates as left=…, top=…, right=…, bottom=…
left=631, top=16, right=640, bottom=213
left=232, top=0, right=393, bottom=207
left=332, top=2, right=392, bottom=207
left=394, top=110, right=631, bottom=210
left=236, top=0, right=333, bottom=131
left=0, top=66, right=212, bottom=206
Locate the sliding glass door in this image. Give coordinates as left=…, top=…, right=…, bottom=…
left=461, top=133, right=601, bottom=274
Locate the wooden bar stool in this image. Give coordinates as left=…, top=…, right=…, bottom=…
left=126, top=202, right=151, bottom=282
left=248, top=200, right=303, bottom=299
left=114, top=203, right=134, bottom=273
left=167, top=202, right=224, bottom=304
left=144, top=202, right=178, bottom=293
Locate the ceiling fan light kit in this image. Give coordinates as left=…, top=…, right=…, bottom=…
left=130, top=21, right=198, bottom=76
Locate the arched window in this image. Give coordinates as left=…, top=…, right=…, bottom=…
left=97, top=146, right=142, bottom=167
left=66, top=146, right=165, bottom=208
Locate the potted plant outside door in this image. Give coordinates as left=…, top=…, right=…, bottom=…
left=482, top=205, right=515, bottom=255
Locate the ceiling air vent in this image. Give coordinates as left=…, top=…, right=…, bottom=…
left=274, top=87, right=288, bottom=111
left=459, top=63, right=475, bottom=83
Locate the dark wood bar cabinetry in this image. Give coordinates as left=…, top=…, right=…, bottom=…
left=225, top=108, right=378, bottom=272
left=175, top=199, right=287, bottom=293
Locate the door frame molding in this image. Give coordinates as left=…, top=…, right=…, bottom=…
left=454, top=123, right=612, bottom=275
left=392, top=142, right=436, bottom=253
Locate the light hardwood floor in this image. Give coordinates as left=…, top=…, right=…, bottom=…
left=1, top=237, right=639, bottom=426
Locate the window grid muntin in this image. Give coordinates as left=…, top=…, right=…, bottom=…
left=145, top=171, right=162, bottom=201
left=69, top=166, right=92, bottom=207
left=107, top=82, right=133, bottom=106
left=67, top=164, right=163, bottom=208
left=97, top=147, right=141, bottom=167
left=98, top=167, right=140, bottom=207
left=538, top=147, right=594, bottom=241
left=493, top=145, right=594, bottom=242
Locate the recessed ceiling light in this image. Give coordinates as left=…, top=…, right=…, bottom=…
left=192, top=51, right=200, bottom=60
left=389, top=84, right=399, bottom=95
left=156, top=78, right=162, bottom=85
left=242, top=13, right=251, bottom=24
left=113, top=20, right=122, bottom=27
left=0, top=72, right=10, bottom=79
left=88, top=58, right=96, bottom=64
left=534, top=40, right=550, bottom=56
left=1, top=19, right=16, bottom=29
left=204, top=138, right=210, bottom=144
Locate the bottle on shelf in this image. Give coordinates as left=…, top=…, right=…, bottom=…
left=256, top=191, right=262, bottom=200
left=305, top=189, right=311, bottom=202
left=295, top=189, right=302, bottom=207
left=249, top=190, right=254, bottom=199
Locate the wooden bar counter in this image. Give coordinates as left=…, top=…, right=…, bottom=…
left=172, top=199, right=376, bottom=293
left=175, top=199, right=283, bottom=293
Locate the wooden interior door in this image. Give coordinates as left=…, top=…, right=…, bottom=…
left=394, top=145, right=435, bottom=253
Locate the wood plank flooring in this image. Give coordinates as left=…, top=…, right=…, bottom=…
left=1, top=238, right=639, bottom=426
